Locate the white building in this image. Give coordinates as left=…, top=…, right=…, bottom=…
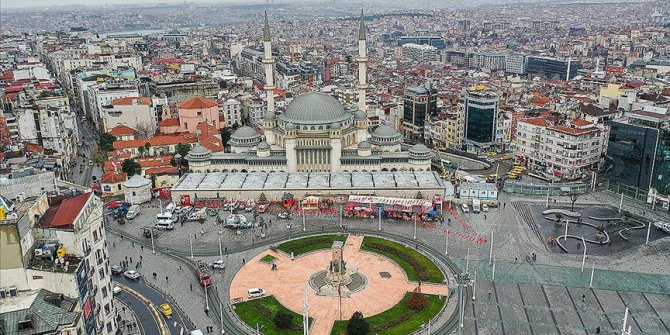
left=515, top=118, right=604, bottom=178
left=248, top=100, right=265, bottom=128
left=222, top=98, right=243, bottom=127
left=123, top=175, right=152, bottom=204
left=401, top=43, right=439, bottom=63
left=87, top=81, right=140, bottom=130
left=506, top=53, right=526, bottom=74
left=471, top=53, right=507, bottom=71
left=102, top=96, right=154, bottom=135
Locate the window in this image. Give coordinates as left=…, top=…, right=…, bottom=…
left=104, top=303, right=111, bottom=315
left=93, top=230, right=99, bottom=242
left=102, top=286, right=108, bottom=298
left=197, top=112, right=202, bottom=116
left=99, top=268, right=105, bottom=279
left=106, top=322, right=113, bottom=333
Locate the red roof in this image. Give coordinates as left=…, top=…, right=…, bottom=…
left=3, top=85, right=24, bottom=93
left=159, top=118, right=180, bottom=127
left=520, top=118, right=551, bottom=128
left=196, top=122, right=224, bottom=152
left=24, top=143, right=45, bottom=153
left=177, top=97, right=218, bottom=109
left=154, top=57, right=183, bottom=64
left=101, top=171, right=127, bottom=183
left=145, top=166, right=178, bottom=175
left=570, top=119, right=592, bottom=127
left=0, top=70, right=13, bottom=81
left=108, top=125, right=136, bottom=136
left=113, top=134, right=197, bottom=150
left=113, top=97, right=151, bottom=106
left=136, top=155, right=172, bottom=168
left=549, top=125, right=600, bottom=136
left=39, top=193, right=93, bottom=229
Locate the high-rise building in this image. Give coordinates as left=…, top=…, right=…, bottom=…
left=401, top=43, right=439, bottom=63
left=401, top=85, right=437, bottom=141
left=505, top=53, right=526, bottom=74
left=398, top=37, right=446, bottom=50
left=525, top=56, right=582, bottom=80
left=463, top=90, right=499, bottom=153
left=605, top=110, right=670, bottom=201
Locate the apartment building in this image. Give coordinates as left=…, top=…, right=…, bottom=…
left=222, top=98, right=243, bottom=128
left=401, top=43, right=439, bottom=63
left=101, top=96, right=154, bottom=135
left=515, top=118, right=603, bottom=178
left=87, top=81, right=140, bottom=130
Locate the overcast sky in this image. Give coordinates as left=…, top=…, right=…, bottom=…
left=0, top=0, right=242, bottom=9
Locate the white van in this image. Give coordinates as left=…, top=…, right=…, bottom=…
left=156, top=212, right=177, bottom=223
left=472, top=199, right=481, bottom=213
left=189, top=330, right=204, bottom=335
left=247, top=288, right=266, bottom=299
left=154, top=221, right=175, bottom=230
left=164, top=202, right=176, bottom=213
left=461, top=204, right=470, bottom=213
left=126, top=205, right=140, bottom=220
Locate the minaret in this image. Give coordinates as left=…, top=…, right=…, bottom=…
left=356, top=9, right=368, bottom=114
left=262, top=11, right=276, bottom=114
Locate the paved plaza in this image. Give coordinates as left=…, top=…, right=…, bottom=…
left=229, top=235, right=449, bottom=334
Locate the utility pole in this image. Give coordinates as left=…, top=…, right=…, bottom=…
left=581, top=236, right=587, bottom=273
left=489, top=230, right=494, bottom=265
left=190, top=236, right=194, bottom=259
left=589, top=262, right=595, bottom=288
left=413, top=215, right=417, bottom=240
left=646, top=222, right=651, bottom=245
left=445, top=233, right=449, bottom=255
left=219, top=237, right=223, bottom=262
left=150, top=228, right=155, bottom=254
left=491, top=259, right=496, bottom=282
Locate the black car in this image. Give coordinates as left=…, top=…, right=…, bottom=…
left=111, top=265, right=125, bottom=275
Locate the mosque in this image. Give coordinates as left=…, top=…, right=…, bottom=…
left=185, top=11, right=433, bottom=173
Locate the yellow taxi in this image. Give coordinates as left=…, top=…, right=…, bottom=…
left=506, top=173, right=519, bottom=179
left=499, top=155, right=511, bottom=160
left=160, top=303, right=173, bottom=318
left=487, top=151, right=497, bottom=157
left=513, top=161, right=523, bottom=167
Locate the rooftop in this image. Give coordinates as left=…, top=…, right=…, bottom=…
left=112, top=96, right=151, bottom=106
left=0, top=289, right=80, bottom=334
left=108, top=124, right=136, bottom=136
left=177, top=96, right=218, bottom=109
left=38, top=193, right=92, bottom=229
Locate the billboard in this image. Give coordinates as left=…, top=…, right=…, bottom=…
left=75, top=259, right=97, bottom=335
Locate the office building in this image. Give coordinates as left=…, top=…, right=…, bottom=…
left=401, top=43, right=439, bottom=63
left=526, top=56, right=582, bottom=80
left=401, top=85, right=438, bottom=142
left=463, top=89, right=499, bottom=153
left=506, top=53, right=527, bottom=74
left=398, top=37, right=446, bottom=50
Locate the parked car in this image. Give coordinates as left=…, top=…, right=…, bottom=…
left=482, top=204, right=489, bottom=212
left=208, top=260, right=226, bottom=269
left=277, top=212, right=290, bottom=219
left=174, top=206, right=184, bottom=214
left=112, top=285, right=122, bottom=295
left=183, top=206, right=194, bottom=213
left=88, top=159, right=94, bottom=166
left=123, top=270, right=140, bottom=280
left=160, top=304, right=173, bottom=318
left=111, top=265, right=125, bottom=275
left=247, top=288, right=266, bottom=299
left=126, top=205, right=140, bottom=220
left=461, top=204, right=470, bottom=213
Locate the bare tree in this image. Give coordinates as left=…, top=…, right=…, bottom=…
left=570, top=194, right=579, bottom=211
left=135, top=122, right=155, bottom=139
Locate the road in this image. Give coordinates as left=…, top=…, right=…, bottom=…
left=114, top=275, right=192, bottom=335
left=70, top=114, right=102, bottom=187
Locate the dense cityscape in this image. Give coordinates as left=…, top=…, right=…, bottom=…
left=1, top=0, right=670, bottom=334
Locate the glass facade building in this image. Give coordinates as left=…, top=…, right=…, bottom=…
left=463, top=90, right=499, bottom=153
left=525, top=56, right=582, bottom=80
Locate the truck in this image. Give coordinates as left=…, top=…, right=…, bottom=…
left=472, top=199, right=481, bottom=213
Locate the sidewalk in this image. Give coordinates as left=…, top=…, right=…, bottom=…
left=115, top=298, right=141, bottom=335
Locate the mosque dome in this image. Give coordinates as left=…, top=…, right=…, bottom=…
left=280, top=92, right=350, bottom=125
left=231, top=126, right=260, bottom=140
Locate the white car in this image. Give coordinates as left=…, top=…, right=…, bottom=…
left=461, top=204, right=470, bottom=213
left=112, top=285, right=122, bottom=295
left=482, top=204, right=489, bottom=212
left=248, top=288, right=266, bottom=299
left=277, top=212, right=290, bottom=219
left=183, top=206, right=194, bottom=213
left=123, top=270, right=140, bottom=280
left=209, top=260, right=226, bottom=269
left=174, top=206, right=184, bottom=214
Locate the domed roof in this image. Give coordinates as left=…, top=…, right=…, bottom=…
left=280, top=92, right=349, bottom=124
left=264, top=112, right=276, bottom=121
left=231, top=126, right=260, bottom=139
left=330, top=122, right=341, bottom=129
left=354, top=110, right=366, bottom=120
left=372, top=125, right=401, bottom=138
left=410, top=143, right=431, bottom=154
left=285, top=122, right=296, bottom=130
left=257, top=141, right=270, bottom=150
left=357, top=141, right=372, bottom=149
left=190, top=144, right=211, bottom=155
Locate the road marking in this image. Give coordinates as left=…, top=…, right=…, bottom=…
left=116, top=283, right=170, bottom=335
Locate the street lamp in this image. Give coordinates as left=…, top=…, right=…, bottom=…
left=174, top=153, right=183, bottom=177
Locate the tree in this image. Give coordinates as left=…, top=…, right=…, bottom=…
left=91, top=147, right=105, bottom=164
left=273, top=311, right=293, bottom=329
left=570, top=194, right=579, bottom=211
left=347, top=311, right=369, bottom=335
left=416, top=191, right=423, bottom=199
left=122, top=159, right=142, bottom=177
left=99, top=133, right=116, bottom=152
left=407, top=287, right=427, bottom=310
left=220, top=128, right=232, bottom=147
left=134, top=122, right=154, bottom=139
left=138, top=146, right=145, bottom=157
left=144, top=143, right=152, bottom=157
left=175, top=143, right=191, bottom=158
left=258, top=192, right=267, bottom=203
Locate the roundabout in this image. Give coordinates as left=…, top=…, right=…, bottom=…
left=229, top=235, right=452, bottom=334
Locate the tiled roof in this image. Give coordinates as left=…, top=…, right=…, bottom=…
left=108, top=125, right=136, bottom=136
left=145, top=166, right=178, bottom=175
left=570, top=118, right=592, bottom=127
left=101, top=171, right=127, bottom=183
left=113, top=135, right=197, bottom=150
left=196, top=122, right=224, bottom=152
left=136, top=155, right=173, bottom=168
left=39, top=192, right=92, bottom=229
left=159, top=118, right=180, bottom=127
left=520, top=118, right=551, bottom=127
left=177, top=97, right=218, bottom=109
left=549, top=125, right=600, bottom=136
left=112, top=97, right=151, bottom=106
left=25, top=143, right=45, bottom=152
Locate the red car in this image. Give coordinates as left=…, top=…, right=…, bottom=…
left=106, top=201, right=125, bottom=209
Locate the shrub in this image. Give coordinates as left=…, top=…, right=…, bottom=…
left=371, top=310, right=414, bottom=332
left=407, top=287, right=427, bottom=310
left=347, top=311, right=370, bottom=335
left=253, top=302, right=273, bottom=319
left=364, top=240, right=430, bottom=281
left=273, top=311, right=293, bottom=329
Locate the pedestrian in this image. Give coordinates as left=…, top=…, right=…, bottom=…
left=190, top=283, right=193, bottom=291
left=487, top=289, right=492, bottom=298
left=153, top=272, right=157, bottom=279
left=125, top=256, right=128, bottom=261
left=204, top=308, right=209, bottom=316
left=596, top=326, right=600, bottom=333
left=242, top=258, right=246, bottom=265
left=139, top=255, right=142, bottom=262
left=215, top=286, right=218, bottom=292
left=140, top=245, right=144, bottom=252
left=113, top=241, right=116, bottom=247
left=224, top=247, right=227, bottom=253
left=135, top=263, right=139, bottom=269
left=484, top=214, right=487, bottom=219
left=503, top=202, right=506, bottom=208
left=166, top=276, right=169, bottom=282
left=582, top=294, right=586, bottom=302
left=129, top=257, right=133, bottom=264
left=131, top=242, right=135, bottom=247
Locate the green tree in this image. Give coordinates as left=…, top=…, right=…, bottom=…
left=273, top=311, right=293, bottom=329
left=220, top=128, right=232, bottom=147
left=99, top=133, right=116, bottom=152
left=138, top=146, right=145, bottom=157
left=144, top=143, right=152, bottom=156
left=416, top=191, right=423, bottom=199
left=91, top=147, right=105, bottom=165
left=258, top=192, right=267, bottom=203
left=175, top=143, right=191, bottom=158
left=122, top=159, right=142, bottom=177
left=347, top=311, right=369, bottom=335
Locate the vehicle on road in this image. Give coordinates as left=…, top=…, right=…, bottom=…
left=142, top=226, right=158, bottom=238
left=88, top=159, right=94, bottom=166
left=174, top=206, right=184, bottom=214
left=224, top=214, right=251, bottom=228
left=111, top=265, right=125, bottom=275
left=165, top=202, right=176, bottom=213
left=106, top=201, right=130, bottom=209
left=247, top=288, right=266, bottom=299
left=277, top=212, right=290, bottom=219
left=156, top=212, right=177, bottom=223
left=123, top=270, right=140, bottom=280
left=195, top=260, right=212, bottom=286
left=183, top=205, right=194, bottom=213
left=126, top=205, right=140, bottom=220
left=461, top=204, right=470, bottom=213
left=189, top=330, right=204, bottom=335
left=208, top=260, right=225, bottom=269
left=482, top=204, right=489, bottom=212
left=153, top=221, right=175, bottom=230
left=112, top=285, right=122, bottom=295
left=654, top=221, right=670, bottom=234
left=472, top=199, right=481, bottom=213
left=160, top=303, right=173, bottom=318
